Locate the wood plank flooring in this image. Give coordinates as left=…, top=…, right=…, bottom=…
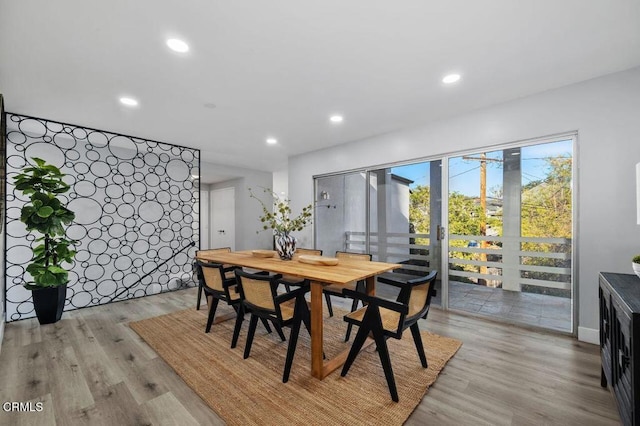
left=0, top=287, right=620, bottom=425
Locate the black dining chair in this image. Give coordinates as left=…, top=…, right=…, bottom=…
left=233, top=269, right=312, bottom=383
left=194, top=247, right=235, bottom=310
left=194, top=260, right=282, bottom=347
left=340, top=270, right=438, bottom=402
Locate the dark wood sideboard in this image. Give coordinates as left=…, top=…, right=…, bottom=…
left=600, top=272, right=640, bottom=425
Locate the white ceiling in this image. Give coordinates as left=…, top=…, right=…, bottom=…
left=1, top=0, right=639, bottom=181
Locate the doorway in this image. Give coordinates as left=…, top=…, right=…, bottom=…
left=210, top=187, right=235, bottom=250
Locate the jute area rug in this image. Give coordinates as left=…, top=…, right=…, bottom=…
left=129, top=306, right=462, bottom=426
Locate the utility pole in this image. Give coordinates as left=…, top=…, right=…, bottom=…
left=462, top=153, right=501, bottom=286
left=479, top=153, right=487, bottom=240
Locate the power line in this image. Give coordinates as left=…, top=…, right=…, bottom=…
left=449, top=165, right=481, bottom=179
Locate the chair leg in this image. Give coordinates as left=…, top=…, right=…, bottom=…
left=344, top=323, right=354, bottom=342
left=260, top=318, right=273, bottom=333
left=205, top=298, right=219, bottom=333
left=324, top=292, right=334, bottom=317
left=350, top=296, right=360, bottom=312
left=373, top=330, right=399, bottom=402
left=273, top=322, right=286, bottom=341
left=196, top=282, right=203, bottom=310
left=244, top=315, right=259, bottom=359
left=344, top=297, right=360, bottom=342
left=365, top=306, right=399, bottom=402
left=283, top=300, right=304, bottom=383
left=341, top=322, right=370, bottom=377
left=301, top=303, right=312, bottom=336
left=410, top=323, right=428, bottom=368
left=231, top=305, right=244, bottom=349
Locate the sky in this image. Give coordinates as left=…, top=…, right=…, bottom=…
left=391, top=139, right=572, bottom=197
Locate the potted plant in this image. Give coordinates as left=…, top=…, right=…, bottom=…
left=13, top=157, right=76, bottom=324
left=633, top=255, right=640, bottom=279
left=249, top=187, right=312, bottom=260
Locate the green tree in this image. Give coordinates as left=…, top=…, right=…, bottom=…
left=409, top=185, right=430, bottom=244
left=448, top=192, right=483, bottom=238
left=520, top=156, right=572, bottom=287
left=522, top=156, right=572, bottom=239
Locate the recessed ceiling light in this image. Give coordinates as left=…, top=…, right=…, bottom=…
left=330, top=115, right=344, bottom=123
left=119, top=97, right=139, bottom=107
left=166, top=38, right=189, bottom=53
left=442, top=73, right=461, bottom=84
left=266, top=138, right=277, bottom=145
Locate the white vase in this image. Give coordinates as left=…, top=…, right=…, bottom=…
left=633, top=262, right=640, bottom=279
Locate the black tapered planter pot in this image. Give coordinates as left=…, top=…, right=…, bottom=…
left=32, top=284, right=67, bottom=325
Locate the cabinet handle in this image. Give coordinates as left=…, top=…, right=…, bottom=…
left=619, top=349, right=629, bottom=368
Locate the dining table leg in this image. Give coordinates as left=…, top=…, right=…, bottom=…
left=365, top=275, right=375, bottom=296
left=309, top=277, right=379, bottom=380
left=310, top=280, right=324, bottom=379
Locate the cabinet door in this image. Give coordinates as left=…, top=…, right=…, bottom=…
left=612, top=297, right=633, bottom=424
left=600, top=283, right=613, bottom=384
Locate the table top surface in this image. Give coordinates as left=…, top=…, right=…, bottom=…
left=196, top=250, right=400, bottom=285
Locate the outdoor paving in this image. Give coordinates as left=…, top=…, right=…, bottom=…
left=376, top=278, right=572, bottom=333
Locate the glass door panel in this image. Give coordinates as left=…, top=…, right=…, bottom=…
left=369, top=161, right=442, bottom=306
left=315, top=172, right=367, bottom=256
left=447, top=139, right=573, bottom=332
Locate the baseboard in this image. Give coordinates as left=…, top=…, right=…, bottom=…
left=578, top=326, right=599, bottom=344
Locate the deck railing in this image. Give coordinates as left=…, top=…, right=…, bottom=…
left=344, top=231, right=572, bottom=292
left=345, top=231, right=432, bottom=275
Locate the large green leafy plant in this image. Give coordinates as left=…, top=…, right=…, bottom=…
left=13, top=158, right=76, bottom=289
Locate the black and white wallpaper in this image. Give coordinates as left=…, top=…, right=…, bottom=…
left=4, top=113, right=200, bottom=321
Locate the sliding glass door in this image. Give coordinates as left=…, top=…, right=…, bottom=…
left=313, top=135, right=575, bottom=333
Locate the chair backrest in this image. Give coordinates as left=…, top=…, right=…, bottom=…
left=335, top=251, right=372, bottom=262
left=293, top=248, right=322, bottom=259
left=196, top=247, right=231, bottom=257
left=235, top=270, right=278, bottom=313
left=196, top=261, right=226, bottom=292
left=400, top=271, right=438, bottom=322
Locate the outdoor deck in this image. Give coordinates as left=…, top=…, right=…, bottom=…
left=376, top=279, right=572, bottom=333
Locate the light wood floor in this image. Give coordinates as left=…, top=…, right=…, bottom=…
left=0, top=287, right=620, bottom=426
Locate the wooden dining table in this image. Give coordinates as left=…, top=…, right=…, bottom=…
left=196, top=250, right=400, bottom=379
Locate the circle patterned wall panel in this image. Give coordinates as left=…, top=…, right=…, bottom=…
left=4, top=114, right=201, bottom=321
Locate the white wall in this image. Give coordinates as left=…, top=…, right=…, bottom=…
left=199, top=184, right=210, bottom=249
left=289, top=66, right=640, bottom=340
left=272, top=168, right=289, bottom=198
left=208, top=165, right=273, bottom=251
